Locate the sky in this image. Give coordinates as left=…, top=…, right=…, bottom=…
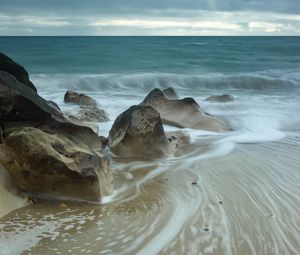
left=0, top=0, right=299, bottom=35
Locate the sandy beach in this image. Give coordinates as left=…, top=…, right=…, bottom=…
left=1, top=133, right=299, bottom=255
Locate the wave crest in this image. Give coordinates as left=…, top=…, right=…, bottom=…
left=31, top=71, right=298, bottom=92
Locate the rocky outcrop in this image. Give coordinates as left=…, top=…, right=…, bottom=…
left=76, top=106, right=109, bottom=122
left=0, top=127, right=113, bottom=202
left=0, top=71, right=102, bottom=149
left=108, top=105, right=174, bottom=158
left=0, top=163, right=27, bottom=218
left=166, top=131, right=191, bottom=150
left=163, top=87, right=179, bottom=99
left=78, top=106, right=109, bottom=122
left=64, top=114, right=100, bottom=134
left=205, top=94, right=234, bottom=103
left=64, top=90, right=97, bottom=106
left=0, top=54, right=113, bottom=204
left=140, top=89, right=228, bottom=132
left=0, top=52, right=37, bottom=92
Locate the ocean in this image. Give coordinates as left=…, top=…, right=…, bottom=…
left=1, top=36, right=299, bottom=138
left=1, top=36, right=300, bottom=254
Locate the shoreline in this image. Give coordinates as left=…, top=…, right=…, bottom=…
left=1, top=134, right=299, bottom=254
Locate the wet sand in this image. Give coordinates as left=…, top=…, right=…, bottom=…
left=0, top=134, right=300, bottom=255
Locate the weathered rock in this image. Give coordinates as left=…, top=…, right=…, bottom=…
left=205, top=94, right=234, bottom=103
left=64, top=114, right=100, bottom=134
left=0, top=52, right=37, bottom=92
left=0, top=125, right=3, bottom=143
left=0, top=71, right=102, bottom=149
left=47, top=100, right=61, bottom=113
left=0, top=163, right=27, bottom=218
left=166, top=131, right=191, bottom=150
left=163, top=87, right=179, bottom=99
left=0, top=127, right=113, bottom=202
left=64, top=90, right=97, bottom=106
left=108, top=105, right=174, bottom=158
left=78, top=106, right=109, bottom=122
left=141, top=89, right=228, bottom=132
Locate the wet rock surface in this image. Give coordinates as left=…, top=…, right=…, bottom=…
left=205, top=94, right=235, bottom=103
left=0, top=127, right=113, bottom=202
left=108, top=105, right=174, bottom=158
left=0, top=53, right=113, bottom=204
left=0, top=52, right=37, bottom=92
left=64, top=90, right=97, bottom=106
left=141, top=88, right=228, bottom=131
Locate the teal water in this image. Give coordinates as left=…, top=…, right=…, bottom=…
left=0, top=36, right=300, bottom=74
left=0, top=36, right=300, bottom=137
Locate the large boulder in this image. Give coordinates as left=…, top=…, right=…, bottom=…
left=64, top=90, right=97, bottom=106
left=0, top=52, right=37, bottom=92
left=140, top=89, right=228, bottom=132
left=0, top=71, right=102, bottom=149
left=108, top=105, right=174, bottom=158
left=0, top=127, right=113, bottom=202
left=205, top=94, right=234, bottom=103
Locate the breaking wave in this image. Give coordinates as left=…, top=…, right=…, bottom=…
left=31, top=70, right=299, bottom=92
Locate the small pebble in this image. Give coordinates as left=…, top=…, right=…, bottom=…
left=60, top=203, right=67, bottom=208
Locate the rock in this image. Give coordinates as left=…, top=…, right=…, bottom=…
left=78, top=106, right=109, bottom=122
left=0, top=125, right=3, bottom=143
left=166, top=131, right=191, bottom=150
left=205, top=94, right=234, bottom=103
left=0, top=52, right=37, bottom=92
left=108, top=105, right=174, bottom=158
left=47, top=100, right=61, bottom=113
left=60, top=203, right=68, bottom=208
left=163, top=87, right=179, bottom=99
left=140, top=89, right=228, bottom=132
left=0, top=71, right=55, bottom=122
left=64, top=114, right=100, bottom=134
left=64, top=90, right=97, bottom=106
left=0, top=71, right=102, bottom=149
left=0, top=163, right=28, bottom=218
left=0, top=127, right=113, bottom=202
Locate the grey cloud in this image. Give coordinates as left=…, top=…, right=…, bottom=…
left=1, top=0, right=300, bottom=15
left=0, top=0, right=299, bottom=35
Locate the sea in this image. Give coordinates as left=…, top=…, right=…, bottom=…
left=0, top=36, right=300, bottom=140
left=0, top=36, right=300, bottom=255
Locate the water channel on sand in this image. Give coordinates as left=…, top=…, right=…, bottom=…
left=1, top=134, right=299, bottom=255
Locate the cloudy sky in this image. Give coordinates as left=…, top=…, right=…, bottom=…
left=0, top=0, right=299, bottom=35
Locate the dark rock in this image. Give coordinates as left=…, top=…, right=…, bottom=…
left=108, top=105, right=174, bottom=158
left=64, top=90, right=97, bottom=106
left=141, top=89, right=228, bottom=132
left=0, top=71, right=102, bottom=149
left=47, top=100, right=61, bottom=113
left=0, top=125, right=3, bottom=143
left=0, top=127, right=113, bottom=201
left=0, top=54, right=113, bottom=204
left=205, top=94, right=234, bottom=103
left=0, top=52, right=37, bottom=92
